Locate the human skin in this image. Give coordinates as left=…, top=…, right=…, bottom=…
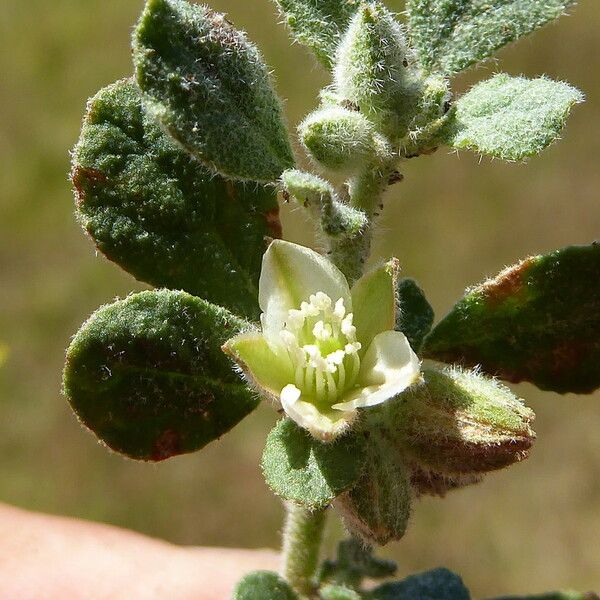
left=0, top=503, right=279, bottom=599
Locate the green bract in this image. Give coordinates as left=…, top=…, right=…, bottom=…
left=223, top=240, right=421, bottom=441
left=72, top=79, right=280, bottom=320
left=63, top=290, right=259, bottom=461
left=134, top=0, right=294, bottom=182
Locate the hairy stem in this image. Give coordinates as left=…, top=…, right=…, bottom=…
left=281, top=503, right=327, bottom=599
left=328, top=162, right=393, bottom=283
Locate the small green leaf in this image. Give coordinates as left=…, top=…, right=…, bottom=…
left=440, top=74, right=583, bottom=160
left=319, top=538, right=397, bottom=589
left=320, top=585, right=362, bottom=600
left=233, top=571, right=299, bottom=600
left=134, top=0, right=294, bottom=182
left=368, top=568, right=470, bottom=600
left=488, top=593, right=599, bottom=600
left=272, top=0, right=361, bottom=68
left=423, top=244, right=600, bottom=394
left=261, top=418, right=367, bottom=509
left=407, top=0, right=577, bottom=75
left=335, top=441, right=411, bottom=545
left=72, top=79, right=281, bottom=320
left=63, top=290, right=258, bottom=461
left=395, top=278, right=434, bottom=352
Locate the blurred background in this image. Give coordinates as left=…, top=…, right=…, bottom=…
left=1, top=0, right=599, bottom=596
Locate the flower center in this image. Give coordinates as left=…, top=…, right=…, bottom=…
left=278, top=292, right=361, bottom=409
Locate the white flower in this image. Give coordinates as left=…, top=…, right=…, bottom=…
left=223, top=240, right=421, bottom=441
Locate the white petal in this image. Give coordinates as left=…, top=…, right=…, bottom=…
left=280, top=384, right=356, bottom=442
left=259, top=240, right=351, bottom=342
left=333, top=330, right=421, bottom=411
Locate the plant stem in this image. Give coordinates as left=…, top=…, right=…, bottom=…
left=281, top=503, right=327, bottom=599
left=328, top=162, right=393, bottom=284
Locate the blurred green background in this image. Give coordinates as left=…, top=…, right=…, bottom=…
left=1, top=0, right=599, bottom=596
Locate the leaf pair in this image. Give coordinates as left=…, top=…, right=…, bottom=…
left=66, top=0, right=298, bottom=461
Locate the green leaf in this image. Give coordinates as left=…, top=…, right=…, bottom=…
left=72, top=79, right=281, bottom=320
left=320, top=585, right=362, bottom=600
left=368, top=568, right=470, bottom=600
left=273, top=0, right=361, bottom=68
left=440, top=74, right=583, bottom=160
left=63, top=290, right=258, bottom=461
left=488, top=593, right=599, bottom=600
left=319, top=538, right=397, bottom=589
left=233, top=571, right=299, bottom=600
left=395, top=278, right=434, bottom=353
left=133, top=0, right=294, bottom=182
left=422, top=244, right=600, bottom=394
left=335, top=440, right=411, bottom=545
left=261, top=418, right=367, bottom=509
left=406, top=0, right=577, bottom=75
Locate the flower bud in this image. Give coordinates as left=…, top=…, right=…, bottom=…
left=334, top=2, right=423, bottom=138
left=299, top=107, right=390, bottom=172
left=409, top=465, right=482, bottom=498
left=386, top=365, right=536, bottom=475
left=280, top=169, right=367, bottom=238
left=335, top=444, right=411, bottom=545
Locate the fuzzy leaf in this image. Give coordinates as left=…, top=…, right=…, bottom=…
left=368, top=567, right=470, bottom=600
left=406, top=0, right=577, bottom=75
left=488, top=593, right=599, bottom=600
left=233, top=571, right=299, bottom=600
left=440, top=74, right=583, bottom=160
left=72, top=79, right=281, bottom=320
left=396, top=278, right=434, bottom=353
left=261, top=418, right=367, bottom=509
left=320, top=585, right=362, bottom=600
left=319, top=538, right=397, bottom=589
left=423, top=244, right=600, bottom=394
left=63, top=290, right=258, bottom=461
left=134, top=0, right=294, bottom=182
left=273, top=0, right=361, bottom=68
left=335, top=441, right=411, bottom=545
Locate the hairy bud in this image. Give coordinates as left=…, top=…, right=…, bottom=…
left=386, top=365, right=536, bottom=475
left=299, top=107, right=390, bottom=172
left=334, top=2, right=423, bottom=138
left=280, top=169, right=367, bottom=238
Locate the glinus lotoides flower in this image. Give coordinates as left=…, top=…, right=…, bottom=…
left=223, top=240, right=421, bottom=441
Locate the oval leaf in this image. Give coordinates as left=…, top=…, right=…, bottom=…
left=63, top=290, right=258, bottom=461
left=261, top=418, right=367, bottom=510
left=407, top=0, right=577, bottom=75
left=368, top=567, right=470, bottom=600
left=233, top=571, right=298, bottom=600
left=72, top=79, right=280, bottom=320
left=423, top=244, right=600, bottom=394
left=133, top=0, right=294, bottom=182
left=440, top=75, right=583, bottom=160
left=273, top=0, right=360, bottom=68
